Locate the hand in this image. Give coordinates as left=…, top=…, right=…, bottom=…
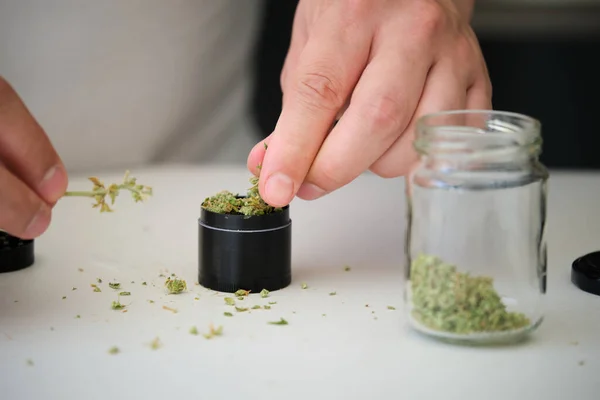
left=0, top=76, right=68, bottom=239
left=247, top=0, right=491, bottom=207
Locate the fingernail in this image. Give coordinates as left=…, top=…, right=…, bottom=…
left=264, top=173, right=294, bottom=207
left=38, top=165, right=67, bottom=204
left=24, top=205, right=51, bottom=239
left=296, top=182, right=327, bottom=200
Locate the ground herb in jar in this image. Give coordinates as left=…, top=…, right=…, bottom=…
left=410, top=254, right=531, bottom=334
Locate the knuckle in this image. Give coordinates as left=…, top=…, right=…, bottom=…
left=455, top=36, right=475, bottom=63
left=369, top=160, right=397, bottom=179
left=362, top=94, right=406, bottom=133
left=294, top=70, right=345, bottom=111
left=313, top=160, right=346, bottom=191
left=414, top=0, right=448, bottom=41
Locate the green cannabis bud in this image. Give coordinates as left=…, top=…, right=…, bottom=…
left=409, top=254, right=531, bottom=335
left=201, top=145, right=284, bottom=216
left=164, top=277, right=187, bottom=294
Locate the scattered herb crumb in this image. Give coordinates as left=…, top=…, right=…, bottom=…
left=91, top=284, right=102, bottom=292
left=72, top=287, right=77, bottom=291
left=189, top=326, right=199, bottom=335
left=194, top=297, right=200, bottom=300
left=579, top=360, right=585, bottom=366
left=260, top=289, right=269, bottom=298
left=322, top=314, right=326, bottom=317
left=108, top=346, right=120, bottom=355
left=62, top=296, right=67, bottom=300
left=268, top=318, right=288, bottom=325
left=224, top=312, right=233, bottom=317
left=387, top=306, right=396, bottom=310
left=329, top=292, right=336, bottom=296
left=570, top=341, right=579, bottom=346
left=26, top=359, right=34, bottom=366
left=301, top=283, right=307, bottom=289
left=235, top=306, right=248, bottom=312
left=252, top=305, right=261, bottom=310
left=344, top=265, right=351, bottom=271
left=97, top=278, right=102, bottom=283
left=75, top=315, right=81, bottom=319
left=147, top=300, right=155, bottom=304
left=237, top=296, right=245, bottom=301
left=119, top=291, right=131, bottom=296
left=164, top=276, right=187, bottom=294
left=264, top=305, right=271, bottom=310
left=111, top=301, right=126, bottom=310
left=162, top=305, right=178, bottom=313
left=142, top=282, right=147, bottom=286
left=235, top=289, right=250, bottom=297
left=224, top=297, right=235, bottom=306
left=108, top=282, right=120, bottom=290
left=78, top=268, right=84, bottom=272
left=203, top=324, right=223, bottom=339
left=150, top=337, right=162, bottom=350
left=268, top=301, right=277, bottom=305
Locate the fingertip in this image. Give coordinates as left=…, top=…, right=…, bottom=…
left=261, top=172, right=295, bottom=208
left=22, top=203, right=51, bottom=239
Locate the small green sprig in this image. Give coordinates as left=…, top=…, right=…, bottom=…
left=62, top=170, right=152, bottom=212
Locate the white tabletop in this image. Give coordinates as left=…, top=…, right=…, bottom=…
left=1, top=165, right=599, bottom=400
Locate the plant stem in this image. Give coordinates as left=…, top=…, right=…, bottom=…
left=62, top=191, right=97, bottom=198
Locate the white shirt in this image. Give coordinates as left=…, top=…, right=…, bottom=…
left=0, top=0, right=264, bottom=174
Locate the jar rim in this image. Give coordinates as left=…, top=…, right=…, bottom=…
left=417, top=109, right=541, bottom=132
left=414, top=110, right=542, bottom=154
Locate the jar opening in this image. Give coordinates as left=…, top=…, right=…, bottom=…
left=414, top=110, right=542, bottom=158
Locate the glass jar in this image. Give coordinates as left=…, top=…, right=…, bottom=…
left=404, top=110, right=548, bottom=345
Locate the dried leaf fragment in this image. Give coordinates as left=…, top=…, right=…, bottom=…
left=108, top=346, right=120, bottom=355
left=224, top=297, right=235, bottom=306
left=150, top=337, right=162, bottom=350
left=203, top=324, right=223, bottom=339
left=108, top=282, right=120, bottom=290
left=260, top=289, right=269, bottom=298
left=268, top=318, right=288, bottom=325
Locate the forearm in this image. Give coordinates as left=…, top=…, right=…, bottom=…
left=452, top=0, right=476, bottom=21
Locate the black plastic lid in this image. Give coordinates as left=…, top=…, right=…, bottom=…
left=571, top=251, right=600, bottom=296
left=0, top=231, right=35, bottom=273
left=198, top=204, right=292, bottom=293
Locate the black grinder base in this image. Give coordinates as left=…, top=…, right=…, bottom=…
left=0, top=231, right=35, bottom=273
left=198, top=202, right=292, bottom=293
